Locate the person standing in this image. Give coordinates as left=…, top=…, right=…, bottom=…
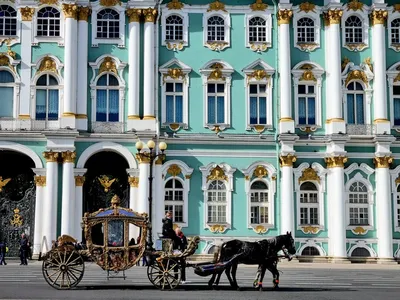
left=174, top=227, right=188, bottom=284
left=19, top=233, right=29, bottom=265
left=0, top=241, right=7, bottom=265
left=162, top=211, right=180, bottom=250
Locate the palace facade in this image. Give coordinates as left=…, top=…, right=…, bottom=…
left=0, top=0, right=400, bottom=261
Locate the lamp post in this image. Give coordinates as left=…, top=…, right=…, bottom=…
left=135, top=140, right=167, bottom=251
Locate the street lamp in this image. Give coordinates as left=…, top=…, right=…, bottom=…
left=135, top=140, right=167, bottom=251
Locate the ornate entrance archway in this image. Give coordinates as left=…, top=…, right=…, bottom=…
left=0, top=151, right=35, bottom=257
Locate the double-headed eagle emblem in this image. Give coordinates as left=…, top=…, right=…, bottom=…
left=98, top=175, right=116, bottom=192
left=0, top=176, right=11, bottom=192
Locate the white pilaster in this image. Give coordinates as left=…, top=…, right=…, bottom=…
left=280, top=158, right=296, bottom=234
left=325, top=9, right=345, bottom=134
left=32, top=168, right=46, bottom=256
left=138, top=159, right=150, bottom=214
left=143, top=9, right=157, bottom=120
left=18, top=7, right=34, bottom=121
left=127, top=9, right=141, bottom=128
left=278, top=7, right=294, bottom=134
left=61, top=4, right=78, bottom=128
left=76, top=7, right=90, bottom=131
left=127, top=168, right=140, bottom=241
left=374, top=156, right=393, bottom=258
left=42, top=152, right=59, bottom=253
left=371, top=9, right=390, bottom=134
left=61, top=151, right=76, bottom=236
left=74, top=169, right=86, bottom=242
left=154, top=160, right=164, bottom=239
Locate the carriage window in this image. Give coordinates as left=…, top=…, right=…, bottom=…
left=348, top=181, right=369, bottom=226
left=299, top=182, right=319, bottom=225
left=250, top=180, right=269, bottom=224
left=207, top=180, right=227, bottom=223
left=108, top=220, right=124, bottom=247
left=91, top=223, right=104, bottom=246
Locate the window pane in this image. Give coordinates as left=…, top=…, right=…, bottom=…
left=48, top=90, right=59, bottom=120
left=35, top=90, right=47, bottom=120
left=96, top=90, right=107, bottom=121
left=0, top=87, right=13, bottom=117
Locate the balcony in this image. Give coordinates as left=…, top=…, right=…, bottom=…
left=346, top=124, right=375, bottom=135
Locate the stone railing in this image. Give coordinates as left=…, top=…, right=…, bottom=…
left=346, top=124, right=375, bottom=135
left=90, top=122, right=125, bottom=133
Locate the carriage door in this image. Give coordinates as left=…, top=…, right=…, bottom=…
left=0, top=151, right=36, bottom=257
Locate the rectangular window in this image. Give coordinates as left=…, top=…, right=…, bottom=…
left=165, top=82, right=183, bottom=124
left=299, top=191, right=319, bottom=225
left=298, top=84, right=316, bottom=125
left=392, top=27, right=400, bottom=44
left=0, top=87, right=13, bottom=117
left=347, top=93, right=364, bottom=125
left=207, top=205, right=226, bottom=223
left=249, top=84, right=267, bottom=125
left=250, top=191, right=268, bottom=224
left=207, top=83, right=225, bottom=124
left=394, top=86, right=400, bottom=126
left=349, top=207, right=369, bottom=225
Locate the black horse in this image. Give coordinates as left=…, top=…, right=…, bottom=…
left=208, top=232, right=296, bottom=290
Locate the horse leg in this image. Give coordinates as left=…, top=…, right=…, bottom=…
left=253, top=265, right=261, bottom=287
left=211, top=269, right=224, bottom=290
left=230, top=262, right=240, bottom=291
left=269, top=261, right=280, bottom=289
left=223, top=265, right=235, bottom=288
left=208, top=273, right=216, bottom=288
left=255, top=264, right=267, bottom=291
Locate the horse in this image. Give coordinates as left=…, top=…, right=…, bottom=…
left=208, top=232, right=296, bottom=290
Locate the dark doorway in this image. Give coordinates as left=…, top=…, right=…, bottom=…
left=0, top=151, right=35, bottom=257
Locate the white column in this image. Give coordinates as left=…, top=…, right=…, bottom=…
left=137, top=157, right=150, bottom=214
left=42, top=152, right=59, bottom=253
left=277, top=8, right=294, bottom=134
left=61, top=151, right=76, bottom=236
left=325, top=10, right=345, bottom=134
left=371, top=10, right=390, bottom=134
left=280, top=155, right=296, bottom=234
left=374, top=156, right=393, bottom=258
left=143, top=8, right=157, bottom=119
left=127, top=9, right=141, bottom=127
left=32, top=169, right=46, bottom=256
left=326, top=157, right=347, bottom=258
left=76, top=7, right=90, bottom=131
left=61, top=4, right=78, bottom=128
left=18, top=7, right=34, bottom=121
left=127, top=168, right=140, bottom=241
left=74, top=169, right=86, bottom=242
left=154, top=159, right=164, bottom=239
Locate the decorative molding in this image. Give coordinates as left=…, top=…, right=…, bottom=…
left=75, top=175, right=85, bottom=186
left=128, top=176, right=139, bottom=188
left=99, top=57, right=117, bottom=75
left=62, top=4, right=78, bottom=20
left=35, top=175, right=46, bottom=187
left=325, top=156, right=348, bottom=168
left=253, top=165, right=267, bottom=178
left=300, top=70, right=317, bottom=81
left=277, top=9, right=293, bottom=25
left=208, top=224, right=227, bottom=233
left=207, top=166, right=228, bottom=182
left=166, top=42, right=184, bottom=51
left=363, top=57, right=373, bottom=73
left=167, top=164, right=182, bottom=177
left=279, top=154, right=297, bottom=167
left=250, top=0, right=267, bottom=11
left=301, top=226, right=321, bottom=234
left=253, top=225, right=268, bottom=234
left=43, top=151, right=59, bottom=163
left=351, top=226, right=367, bottom=235
left=126, top=8, right=141, bottom=23
left=208, top=0, right=227, bottom=12
left=143, top=8, right=157, bottom=23
left=135, top=153, right=151, bottom=164
left=61, top=151, right=76, bottom=164
left=98, top=175, right=116, bottom=192
left=342, top=57, right=351, bottom=71
left=299, top=2, right=316, bottom=13
left=345, top=69, right=368, bottom=86
left=37, top=56, right=57, bottom=74
left=373, top=156, right=393, bottom=168
left=167, top=0, right=184, bottom=10
left=347, top=0, right=364, bottom=11
left=370, top=10, right=387, bottom=26
left=205, top=41, right=229, bottom=52
left=39, top=0, right=58, bottom=4
left=299, top=167, right=320, bottom=183
left=323, top=9, right=342, bottom=26
left=78, top=7, right=91, bottom=21
left=20, top=7, right=35, bottom=22
left=247, top=69, right=270, bottom=84
left=100, top=0, right=121, bottom=7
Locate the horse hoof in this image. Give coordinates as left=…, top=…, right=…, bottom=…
left=236, top=286, right=242, bottom=291
left=273, top=284, right=279, bottom=290
left=258, top=286, right=263, bottom=291
left=212, top=284, right=219, bottom=290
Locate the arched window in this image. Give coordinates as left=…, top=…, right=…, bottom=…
left=351, top=247, right=370, bottom=257
left=345, top=16, right=363, bottom=44
left=346, top=82, right=364, bottom=125
left=299, top=182, right=318, bottom=225
left=207, top=180, right=227, bottom=223
left=396, top=185, right=400, bottom=228
left=390, top=18, right=400, bottom=45
left=248, top=17, right=266, bottom=43
left=297, top=17, right=315, bottom=43
left=35, top=74, right=59, bottom=120
left=250, top=180, right=269, bottom=224
left=207, top=16, right=225, bottom=42
left=164, top=178, right=184, bottom=223
left=95, top=74, right=119, bottom=122
left=166, top=15, right=183, bottom=41
left=97, top=9, right=119, bottom=39
left=37, top=7, right=61, bottom=37
left=301, top=246, right=320, bottom=256
left=0, top=5, right=17, bottom=36
left=0, top=70, right=14, bottom=118
left=348, top=181, right=369, bottom=225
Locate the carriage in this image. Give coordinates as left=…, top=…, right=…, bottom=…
left=41, top=195, right=295, bottom=290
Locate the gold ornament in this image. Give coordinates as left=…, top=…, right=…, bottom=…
left=62, top=4, right=78, bottom=19
left=250, top=0, right=267, bottom=11
left=111, top=194, right=120, bottom=206
left=207, top=166, right=228, bottom=182
left=35, top=175, right=46, bottom=187
left=10, top=208, right=23, bottom=227
left=75, top=175, right=85, bottom=186
left=163, top=68, right=185, bottom=83
left=99, top=57, right=117, bottom=75
left=370, top=10, right=388, bottom=26
left=61, top=151, right=76, bottom=163
left=352, top=226, right=367, bottom=235
left=98, top=175, right=117, bottom=192
left=364, top=57, right=373, bottom=72
left=300, top=64, right=313, bottom=70
left=0, top=54, right=12, bottom=71
left=43, top=151, right=59, bottom=163
left=323, top=9, right=343, bottom=26
left=166, top=42, right=184, bottom=50
left=249, top=43, right=268, bottom=52
left=347, top=0, right=364, bottom=11
left=373, top=156, right=393, bottom=168
left=325, top=156, right=347, bottom=168
left=128, top=177, right=139, bottom=188
left=207, top=63, right=224, bottom=80
left=20, top=7, right=35, bottom=21
left=39, top=0, right=58, bottom=4
left=394, top=73, right=400, bottom=83
left=341, top=57, right=351, bottom=71
left=299, top=167, right=320, bottom=183
left=143, top=8, right=157, bottom=23
left=254, top=225, right=267, bottom=234
left=277, top=9, right=293, bottom=25
left=136, top=153, right=151, bottom=164
left=78, top=7, right=91, bottom=21
left=0, top=176, right=11, bottom=192
left=126, top=8, right=141, bottom=23
left=209, top=224, right=226, bottom=233
left=345, top=70, right=368, bottom=87
left=394, top=4, right=400, bottom=13
left=247, top=69, right=269, bottom=84
left=279, top=154, right=297, bottom=167
left=167, top=0, right=184, bottom=10
left=253, top=166, right=267, bottom=178
left=100, top=0, right=121, bottom=7
left=300, top=70, right=317, bottom=81
left=208, top=0, right=227, bottom=12
left=302, top=226, right=319, bottom=234
left=299, top=2, right=316, bottom=13
left=167, top=164, right=182, bottom=177
left=38, top=57, right=57, bottom=73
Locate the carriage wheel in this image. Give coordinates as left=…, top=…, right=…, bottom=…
left=42, top=249, right=85, bottom=290
left=147, top=258, right=182, bottom=290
